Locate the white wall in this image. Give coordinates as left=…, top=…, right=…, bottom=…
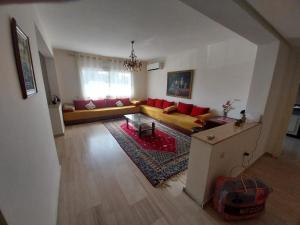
left=0, top=5, right=60, bottom=225
left=147, top=37, right=257, bottom=118
left=246, top=41, right=279, bottom=117
left=180, top=0, right=300, bottom=159
left=45, top=57, right=62, bottom=99
left=262, top=45, right=300, bottom=156
left=53, top=49, right=148, bottom=103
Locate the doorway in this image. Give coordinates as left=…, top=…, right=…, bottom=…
left=283, top=85, right=300, bottom=160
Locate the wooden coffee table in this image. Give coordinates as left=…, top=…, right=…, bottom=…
left=124, top=113, right=155, bottom=138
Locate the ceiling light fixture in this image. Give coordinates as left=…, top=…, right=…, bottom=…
left=124, top=40, right=142, bottom=72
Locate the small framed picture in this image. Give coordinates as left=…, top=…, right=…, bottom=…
left=166, top=70, right=194, bottom=99
left=11, top=17, right=37, bottom=99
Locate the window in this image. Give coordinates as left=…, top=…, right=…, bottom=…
left=77, top=55, right=133, bottom=99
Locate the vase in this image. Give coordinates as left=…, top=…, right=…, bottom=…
left=223, top=111, right=228, bottom=118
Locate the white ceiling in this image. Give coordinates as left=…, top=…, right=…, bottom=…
left=36, top=0, right=240, bottom=60
left=247, top=0, right=300, bottom=47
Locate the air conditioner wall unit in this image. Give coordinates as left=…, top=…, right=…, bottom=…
left=147, top=62, right=162, bottom=71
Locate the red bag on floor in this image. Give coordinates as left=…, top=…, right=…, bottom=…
left=213, top=176, right=271, bottom=221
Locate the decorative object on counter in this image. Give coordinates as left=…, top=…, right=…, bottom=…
left=222, top=100, right=237, bottom=117
left=11, top=17, right=38, bottom=99
left=235, top=110, right=246, bottom=127
left=213, top=175, right=272, bottom=221
left=52, top=95, right=61, bottom=104
left=207, top=135, right=215, bottom=140
left=241, top=110, right=246, bottom=123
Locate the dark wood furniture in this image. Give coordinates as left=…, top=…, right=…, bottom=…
left=205, top=116, right=237, bottom=129
left=124, top=113, right=155, bottom=138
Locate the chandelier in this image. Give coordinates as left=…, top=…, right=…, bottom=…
left=124, top=41, right=142, bottom=71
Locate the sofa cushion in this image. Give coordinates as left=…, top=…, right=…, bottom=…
left=190, top=106, right=210, bottom=116
left=116, top=100, right=124, bottom=107
left=195, top=113, right=212, bottom=121
left=162, top=100, right=174, bottom=109
left=147, top=98, right=156, bottom=107
left=155, top=99, right=164, bottom=108
left=63, top=105, right=139, bottom=123
left=74, top=100, right=91, bottom=110
left=106, top=99, right=119, bottom=107
left=163, top=105, right=177, bottom=114
left=85, top=101, right=96, bottom=110
left=141, top=105, right=203, bottom=132
left=177, top=102, right=193, bottom=115
left=93, top=99, right=106, bottom=108
left=120, top=98, right=131, bottom=106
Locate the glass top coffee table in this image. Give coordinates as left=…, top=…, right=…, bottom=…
left=124, top=113, right=155, bottom=138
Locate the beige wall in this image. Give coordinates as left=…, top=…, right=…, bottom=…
left=252, top=44, right=300, bottom=157
left=147, top=37, right=257, bottom=118
left=53, top=49, right=148, bottom=103
left=0, top=5, right=60, bottom=225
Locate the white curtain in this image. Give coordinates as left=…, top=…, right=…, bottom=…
left=77, top=54, right=133, bottom=99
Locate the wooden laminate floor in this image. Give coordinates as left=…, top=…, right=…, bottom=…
left=55, top=122, right=300, bottom=225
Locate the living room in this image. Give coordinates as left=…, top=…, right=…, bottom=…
left=1, top=1, right=300, bottom=225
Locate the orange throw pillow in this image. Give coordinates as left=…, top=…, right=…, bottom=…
left=163, top=105, right=177, bottom=114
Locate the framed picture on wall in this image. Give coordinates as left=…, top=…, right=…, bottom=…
left=166, top=70, right=194, bottom=99
left=11, top=17, right=37, bottom=99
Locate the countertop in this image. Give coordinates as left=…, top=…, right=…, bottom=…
left=192, top=122, right=260, bottom=145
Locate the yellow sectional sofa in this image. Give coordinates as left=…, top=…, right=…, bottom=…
left=63, top=105, right=140, bottom=125
left=63, top=98, right=212, bottom=134
left=140, top=105, right=211, bottom=134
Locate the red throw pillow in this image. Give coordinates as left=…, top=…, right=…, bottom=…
left=177, top=102, right=193, bottom=115
left=106, top=99, right=119, bottom=107
left=190, top=106, right=210, bottom=116
left=147, top=98, right=156, bottom=107
left=162, top=100, right=174, bottom=109
left=120, top=98, right=131, bottom=106
left=73, top=100, right=90, bottom=110
left=155, top=99, right=164, bottom=108
left=92, top=99, right=106, bottom=108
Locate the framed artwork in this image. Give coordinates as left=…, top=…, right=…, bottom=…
left=166, top=70, right=194, bottom=99
left=11, top=17, right=37, bottom=99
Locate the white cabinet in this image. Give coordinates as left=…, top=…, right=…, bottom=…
left=287, top=115, right=300, bottom=136
left=49, top=102, right=65, bottom=136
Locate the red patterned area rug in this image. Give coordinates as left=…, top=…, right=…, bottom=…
left=104, top=115, right=191, bottom=186
left=120, top=123, right=176, bottom=153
